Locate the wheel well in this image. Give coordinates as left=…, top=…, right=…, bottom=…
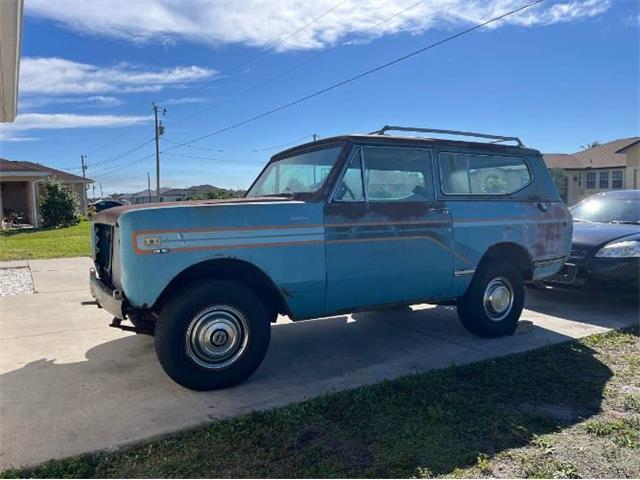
left=154, top=258, right=289, bottom=320
left=480, top=242, right=533, bottom=281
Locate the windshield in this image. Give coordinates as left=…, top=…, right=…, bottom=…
left=571, top=195, right=640, bottom=224
left=247, top=145, right=343, bottom=197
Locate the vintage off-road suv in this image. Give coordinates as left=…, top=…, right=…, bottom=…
left=90, top=126, right=572, bottom=390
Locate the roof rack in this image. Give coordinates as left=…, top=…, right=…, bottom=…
left=369, top=125, right=524, bottom=147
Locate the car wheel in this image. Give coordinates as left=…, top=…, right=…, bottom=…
left=154, top=280, right=271, bottom=390
left=457, top=260, right=524, bottom=338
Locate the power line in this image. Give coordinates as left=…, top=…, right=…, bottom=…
left=162, top=133, right=313, bottom=153
left=163, top=152, right=263, bottom=165
left=88, top=138, right=155, bottom=168
left=183, top=0, right=427, bottom=121
left=94, top=0, right=543, bottom=181
left=154, top=0, right=545, bottom=153
left=166, top=0, right=348, bottom=106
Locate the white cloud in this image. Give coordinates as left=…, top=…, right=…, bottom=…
left=25, top=0, right=612, bottom=52
left=20, top=57, right=217, bottom=96
left=20, top=95, right=124, bottom=110
left=165, top=96, right=209, bottom=105
left=0, top=113, right=151, bottom=141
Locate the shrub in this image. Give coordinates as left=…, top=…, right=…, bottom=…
left=40, top=177, right=81, bottom=228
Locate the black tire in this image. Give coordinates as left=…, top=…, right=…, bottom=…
left=154, top=280, right=271, bottom=390
left=457, top=260, right=524, bottom=338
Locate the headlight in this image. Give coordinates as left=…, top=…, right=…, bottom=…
left=595, top=240, right=640, bottom=258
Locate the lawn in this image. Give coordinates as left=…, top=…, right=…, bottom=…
left=3, top=327, right=638, bottom=478
left=0, top=222, right=91, bottom=261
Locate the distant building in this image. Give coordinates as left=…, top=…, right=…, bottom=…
left=0, top=158, right=93, bottom=227
left=119, top=184, right=234, bottom=204
left=543, top=137, right=640, bottom=205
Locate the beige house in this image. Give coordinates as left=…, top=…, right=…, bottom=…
left=0, top=159, right=93, bottom=227
left=544, top=137, right=640, bottom=206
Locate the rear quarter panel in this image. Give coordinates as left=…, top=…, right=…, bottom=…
left=435, top=149, right=572, bottom=297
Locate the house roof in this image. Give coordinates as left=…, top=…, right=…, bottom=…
left=543, top=137, right=640, bottom=170
left=615, top=139, right=640, bottom=154
left=0, top=158, right=93, bottom=183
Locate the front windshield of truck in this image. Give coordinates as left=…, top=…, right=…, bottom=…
left=247, top=145, right=343, bottom=197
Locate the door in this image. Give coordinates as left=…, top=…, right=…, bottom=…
left=324, top=145, right=453, bottom=313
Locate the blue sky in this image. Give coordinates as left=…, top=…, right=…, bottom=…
left=0, top=0, right=638, bottom=195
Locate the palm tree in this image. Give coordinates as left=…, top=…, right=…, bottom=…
left=580, top=141, right=600, bottom=150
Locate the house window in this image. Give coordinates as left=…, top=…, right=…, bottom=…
left=612, top=170, right=623, bottom=189
left=599, top=171, right=609, bottom=189
left=586, top=171, right=596, bottom=189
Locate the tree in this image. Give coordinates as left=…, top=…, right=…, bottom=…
left=581, top=141, right=600, bottom=150
left=39, top=177, right=81, bottom=228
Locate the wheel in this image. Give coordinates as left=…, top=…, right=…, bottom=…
left=154, top=280, right=271, bottom=390
left=457, top=260, right=524, bottom=338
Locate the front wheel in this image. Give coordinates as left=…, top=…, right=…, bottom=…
left=154, top=280, right=271, bottom=390
left=457, top=260, right=524, bottom=338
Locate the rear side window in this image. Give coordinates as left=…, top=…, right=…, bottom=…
left=439, top=152, right=531, bottom=195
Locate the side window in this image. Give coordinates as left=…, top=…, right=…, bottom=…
left=439, top=152, right=531, bottom=195
left=468, top=155, right=532, bottom=194
left=334, top=149, right=365, bottom=202
left=362, top=147, right=433, bottom=202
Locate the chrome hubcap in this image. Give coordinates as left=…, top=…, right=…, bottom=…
left=483, top=277, right=514, bottom=322
left=185, top=305, right=249, bottom=369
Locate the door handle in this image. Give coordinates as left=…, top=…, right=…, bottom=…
left=428, top=207, right=450, bottom=214
left=537, top=202, right=550, bottom=212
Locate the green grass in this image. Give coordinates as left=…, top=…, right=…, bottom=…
left=0, top=221, right=91, bottom=261
left=3, top=327, right=638, bottom=478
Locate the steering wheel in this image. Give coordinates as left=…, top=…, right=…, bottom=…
left=337, top=183, right=356, bottom=200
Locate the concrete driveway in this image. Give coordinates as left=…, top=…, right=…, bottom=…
left=0, top=257, right=637, bottom=469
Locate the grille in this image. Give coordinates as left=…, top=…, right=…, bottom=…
left=569, top=249, right=588, bottom=260
left=94, top=224, right=114, bottom=282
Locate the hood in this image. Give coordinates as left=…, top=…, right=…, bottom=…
left=572, top=221, right=640, bottom=251
left=92, top=196, right=295, bottom=225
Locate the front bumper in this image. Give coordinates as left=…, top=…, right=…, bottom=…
left=546, top=257, right=640, bottom=293
left=90, top=268, right=126, bottom=319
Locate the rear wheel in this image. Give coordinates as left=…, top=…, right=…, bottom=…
left=457, top=260, right=524, bottom=338
left=154, top=280, right=271, bottom=390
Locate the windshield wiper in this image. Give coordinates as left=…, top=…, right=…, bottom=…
left=609, top=220, right=640, bottom=225
left=260, top=192, right=296, bottom=198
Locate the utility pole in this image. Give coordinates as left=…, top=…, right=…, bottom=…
left=152, top=102, right=166, bottom=202
left=99, top=183, right=103, bottom=198
left=147, top=172, right=151, bottom=204
left=80, top=154, right=87, bottom=178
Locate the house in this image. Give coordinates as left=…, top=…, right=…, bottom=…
left=543, top=137, right=640, bottom=205
left=0, top=0, right=23, bottom=122
left=0, top=158, right=93, bottom=227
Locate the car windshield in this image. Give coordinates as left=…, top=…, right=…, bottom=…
left=247, top=145, right=343, bottom=197
left=571, top=195, right=640, bottom=224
